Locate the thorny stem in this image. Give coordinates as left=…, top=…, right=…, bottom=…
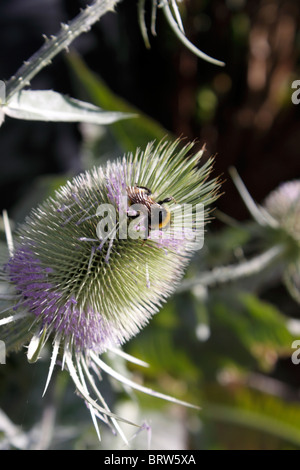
left=5, top=0, right=121, bottom=102
left=178, top=245, right=285, bottom=292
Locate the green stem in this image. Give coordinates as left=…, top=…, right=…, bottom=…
left=178, top=245, right=285, bottom=292
left=5, top=0, right=122, bottom=102
left=137, top=0, right=151, bottom=49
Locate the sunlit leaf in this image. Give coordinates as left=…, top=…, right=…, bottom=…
left=3, top=90, right=134, bottom=124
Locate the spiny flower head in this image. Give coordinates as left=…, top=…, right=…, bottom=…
left=4, top=139, right=217, bottom=353
left=263, top=180, right=300, bottom=304
left=228, top=170, right=300, bottom=307
left=1, top=139, right=219, bottom=442
left=263, top=180, right=300, bottom=244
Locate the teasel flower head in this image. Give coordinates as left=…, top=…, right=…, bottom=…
left=0, top=139, right=219, bottom=443
left=230, top=168, right=300, bottom=306
left=263, top=180, right=300, bottom=304
left=263, top=180, right=300, bottom=245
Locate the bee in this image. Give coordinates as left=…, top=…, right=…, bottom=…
left=126, top=185, right=174, bottom=231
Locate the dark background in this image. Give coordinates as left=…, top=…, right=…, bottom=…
left=0, top=0, right=299, bottom=221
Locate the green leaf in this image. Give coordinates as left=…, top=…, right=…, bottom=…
left=202, top=385, right=300, bottom=449
left=204, top=224, right=253, bottom=266
left=3, top=90, right=134, bottom=124
left=210, top=291, right=294, bottom=370
left=67, top=53, right=169, bottom=153
left=240, top=293, right=294, bottom=348
left=127, top=296, right=201, bottom=382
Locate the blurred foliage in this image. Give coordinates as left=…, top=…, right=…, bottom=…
left=67, top=52, right=169, bottom=155
left=0, top=0, right=300, bottom=450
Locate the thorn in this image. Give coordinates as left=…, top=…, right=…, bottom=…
left=60, top=22, right=69, bottom=31
left=3, top=209, right=14, bottom=256
left=41, top=59, right=52, bottom=67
